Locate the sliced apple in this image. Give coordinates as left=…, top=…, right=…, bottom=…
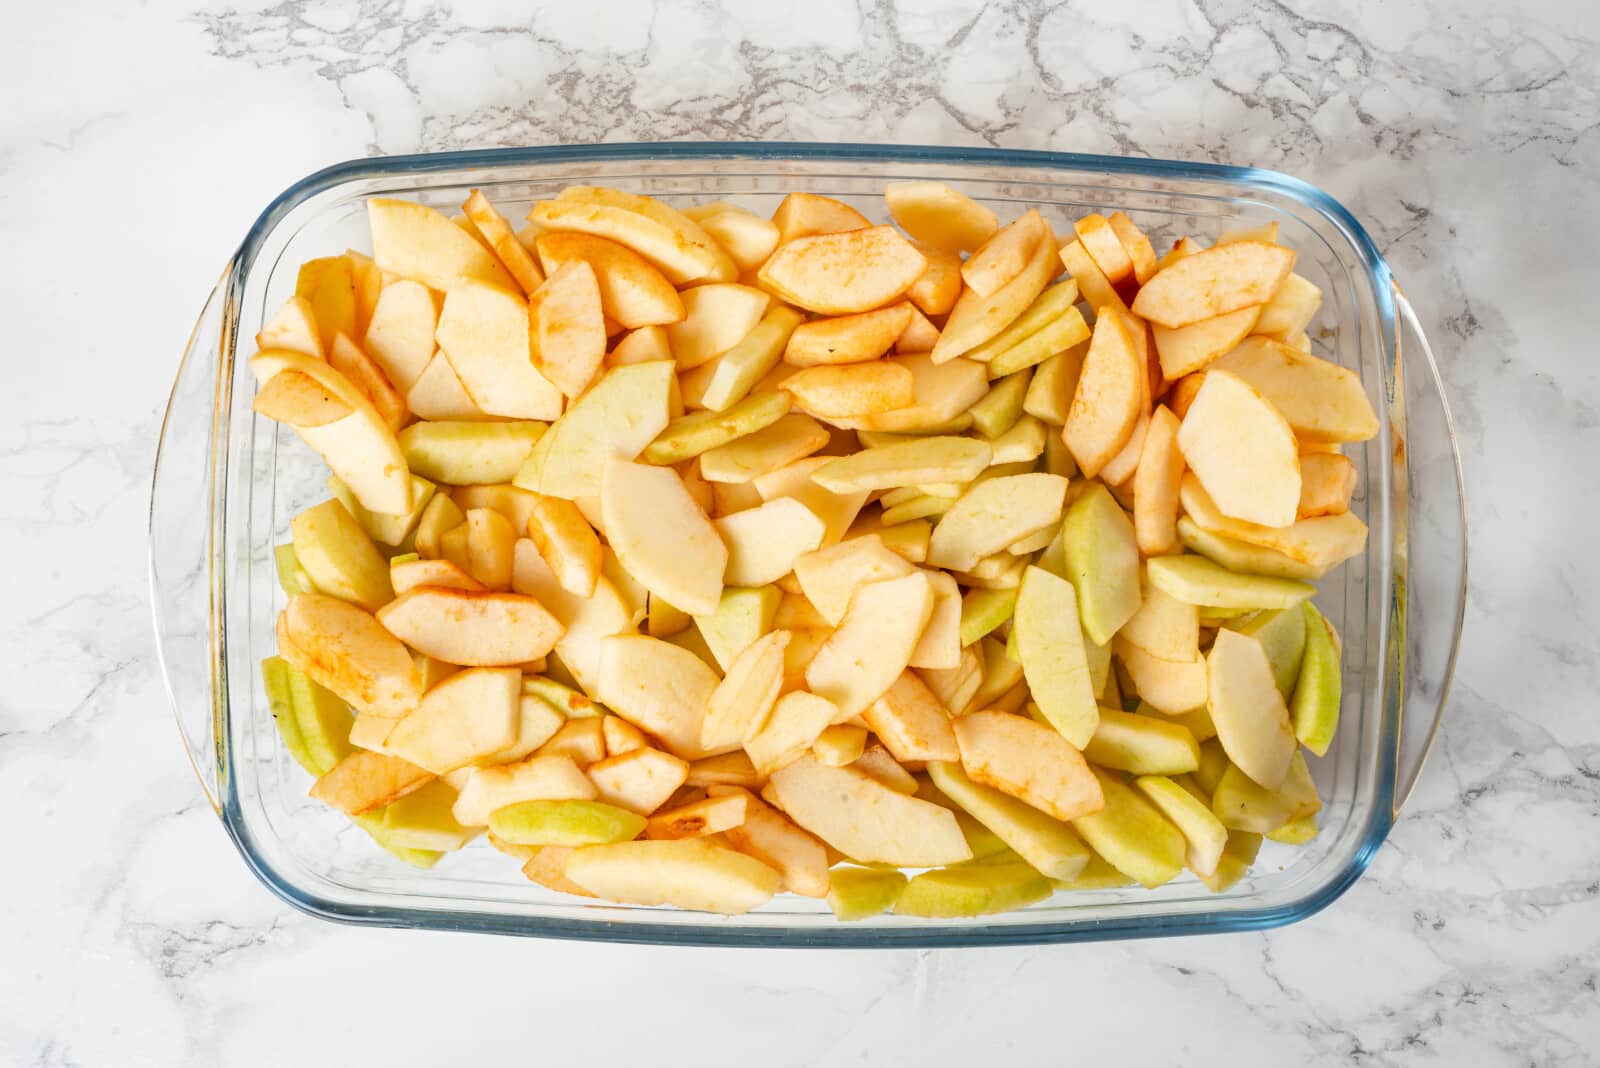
left=692, top=585, right=780, bottom=672
left=587, top=746, right=691, bottom=815
left=904, top=246, right=963, bottom=317
left=1131, top=404, right=1185, bottom=556
left=1063, top=308, right=1144, bottom=478
left=757, top=225, right=926, bottom=315
left=383, top=667, right=520, bottom=774
left=535, top=717, right=607, bottom=764
left=963, top=209, right=1050, bottom=295
left=698, top=413, right=829, bottom=483
left=953, top=710, right=1103, bottom=821
left=745, top=690, right=839, bottom=775
left=1297, top=452, right=1357, bottom=518
left=1176, top=516, right=1328, bottom=582
left=405, top=353, right=486, bottom=421
left=600, top=459, right=726, bottom=616
left=908, top=570, right=962, bottom=671
left=376, top=587, right=562, bottom=666
left=1228, top=606, right=1307, bottom=697
left=1013, top=565, right=1099, bottom=748
left=1069, top=767, right=1185, bottom=889
left=699, top=630, right=787, bottom=753
left=1212, top=337, right=1379, bottom=444
left=645, top=793, right=749, bottom=840
left=1179, top=473, right=1368, bottom=570
left=453, top=753, right=596, bottom=825
left=529, top=186, right=736, bottom=285
left=310, top=749, right=433, bottom=816
left=842, top=353, right=989, bottom=433
left=1152, top=305, right=1260, bottom=380
left=771, top=191, right=869, bottom=242
left=279, top=593, right=422, bottom=718
left=925, top=760, right=1091, bottom=880
left=1133, top=774, right=1227, bottom=877
left=811, top=436, right=990, bottom=495
left=489, top=798, right=646, bottom=846
left=1130, top=240, right=1296, bottom=328
left=1059, top=482, right=1141, bottom=644
left=435, top=277, right=563, bottom=420
left=784, top=303, right=912, bottom=367
left=1291, top=601, right=1342, bottom=756
left=609, top=324, right=673, bottom=366
left=826, top=866, right=906, bottom=920
left=884, top=181, right=998, bottom=253
left=805, top=572, right=935, bottom=720
left=462, top=189, right=544, bottom=295
left=644, top=390, right=792, bottom=465
left=595, top=634, right=719, bottom=760
left=1105, top=211, right=1158, bottom=284
left=1177, top=368, right=1301, bottom=527
left=396, top=421, right=541, bottom=486
left=519, top=493, right=600, bottom=597
left=257, top=294, right=323, bottom=359
left=713, top=498, right=826, bottom=587
left=1253, top=272, right=1322, bottom=340
left=1059, top=239, right=1130, bottom=319
left=527, top=260, right=607, bottom=398
left=367, top=196, right=515, bottom=292
left=290, top=499, right=394, bottom=611
left=927, top=473, right=1068, bottom=572
left=1206, top=628, right=1297, bottom=790
left=518, top=361, right=674, bottom=500
left=1074, top=213, right=1136, bottom=284
left=779, top=360, right=915, bottom=420
left=1211, top=751, right=1321, bottom=833
left=931, top=225, right=1057, bottom=363
left=252, top=369, right=350, bottom=427
left=664, top=283, right=770, bottom=369
left=564, top=838, right=779, bottom=915
left=766, top=754, right=971, bottom=867
left=533, top=230, right=683, bottom=328
left=360, top=280, right=439, bottom=392
left=1147, top=553, right=1315, bottom=612
left=1084, top=707, right=1200, bottom=775
left=792, top=535, right=915, bottom=625
left=697, top=208, right=781, bottom=272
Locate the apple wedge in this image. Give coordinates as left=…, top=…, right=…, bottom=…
left=435, top=277, right=563, bottom=420
left=257, top=294, right=323, bottom=358
left=563, top=838, right=780, bottom=915
left=1074, top=213, right=1136, bottom=285
left=963, top=209, right=1050, bottom=295
left=1146, top=553, right=1316, bottom=612
left=397, top=421, right=543, bottom=486
left=805, top=571, right=935, bottom=720
left=692, top=585, right=780, bottom=671
left=826, top=867, right=907, bottom=920
left=792, top=535, right=915, bottom=624
left=1211, top=337, right=1379, bottom=444
left=1106, top=211, right=1158, bottom=284
left=745, top=690, right=839, bottom=775
left=587, top=747, right=691, bottom=815
left=894, top=862, right=1052, bottom=918
left=1176, top=369, right=1301, bottom=527
left=252, top=369, right=350, bottom=427
left=1179, top=474, right=1368, bottom=571
left=1083, top=708, right=1201, bottom=774
left=925, top=761, right=1091, bottom=880
left=645, top=793, right=749, bottom=840
left=517, top=361, right=674, bottom=500
left=771, top=191, right=869, bottom=242
left=700, top=630, right=788, bottom=753
left=810, top=436, right=991, bottom=494
left=1133, top=774, right=1228, bottom=878
left=595, top=635, right=720, bottom=759
left=1297, top=452, right=1357, bottom=518
left=758, top=225, right=926, bottom=315
left=842, top=353, right=989, bottom=433
left=908, top=570, right=962, bottom=671
left=367, top=197, right=515, bottom=292
left=884, top=181, right=999, bottom=253
left=361, top=280, right=439, bottom=392
left=644, top=391, right=792, bottom=465
left=904, top=250, right=963, bottom=318
left=1291, top=601, right=1342, bottom=756
left=927, top=473, right=1068, bottom=572
left=665, top=283, right=771, bottom=369
left=713, top=498, right=826, bottom=586
left=1115, top=639, right=1208, bottom=715
left=310, top=749, right=434, bottom=816
left=534, top=231, right=684, bottom=328
left=784, top=303, right=913, bottom=367
left=767, top=754, right=972, bottom=867
left=376, top=587, right=562, bottom=666
left=779, top=361, right=915, bottom=420
left=1061, top=482, right=1142, bottom=644
left=953, top=710, right=1103, bottom=821
left=600, top=459, right=726, bottom=616
left=1069, top=768, right=1186, bottom=889
left=452, top=754, right=597, bottom=826
left=1013, top=565, right=1099, bottom=748
left=931, top=224, right=1057, bottom=363
left=1059, top=239, right=1130, bottom=319
left=697, top=412, right=829, bottom=484
left=489, top=798, right=647, bottom=846
left=523, top=493, right=602, bottom=597
left=529, top=186, right=737, bottom=285
left=1254, top=272, right=1322, bottom=340
left=1206, top=628, right=1297, bottom=790
left=1063, top=308, right=1145, bottom=478
left=528, top=260, right=607, bottom=399
left=1228, top=606, right=1307, bottom=697
left=290, top=499, right=394, bottom=611
left=279, top=593, right=422, bottom=718
left=384, top=667, right=520, bottom=774
left=463, top=507, right=516, bottom=590
left=1130, top=240, right=1296, bottom=328
left=697, top=208, right=781, bottom=273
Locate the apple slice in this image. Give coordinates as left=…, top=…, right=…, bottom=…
left=959, top=586, right=1017, bottom=647
left=1074, top=213, right=1136, bottom=284
left=1253, top=273, right=1322, bottom=340
left=810, top=436, right=991, bottom=494
left=771, top=191, right=869, bottom=242
left=1291, top=601, right=1342, bottom=756
left=405, top=353, right=486, bottom=421
left=367, top=197, right=515, bottom=292
left=1206, top=628, right=1297, bottom=790
left=1069, top=768, right=1186, bottom=888
left=697, top=208, right=781, bottom=272
left=489, top=798, right=647, bottom=846
left=907, top=246, right=964, bottom=318
left=376, top=587, right=563, bottom=666
left=895, top=304, right=941, bottom=352
left=1297, top=452, right=1357, bottom=518
left=518, top=361, right=674, bottom=500
left=931, top=225, right=1057, bottom=363
left=452, top=754, right=597, bottom=826
left=533, top=231, right=684, bottom=328
left=435, top=277, right=563, bottom=420
left=1151, top=306, right=1260, bottom=380
left=252, top=369, right=349, bottom=426
left=279, top=593, right=422, bottom=718
left=758, top=226, right=926, bottom=315
left=1179, top=474, right=1368, bottom=570
left=529, top=186, right=737, bottom=285
left=361, top=280, right=439, bottom=392
left=665, top=283, right=771, bottom=369
left=953, top=710, right=1104, bottom=821
left=384, top=667, right=520, bottom=774
left=1130, top=241, right=1296, bottom=328
left=587, top=747, right=691, bottom=815
left=964, top=279, right=1083, bottom=365
left=793, top=535, right=915, bottom=624
left=462, top=507, right=515, bottom=590
left=779, top=361, right=915, bottom=420
left=926, top=761, right=1092, bottom=880
left=767, top=754, right=972, bottom=866
left=1013, top=565, right=1099, bottom=748
left=745, top=690, right=839, bottom=775
left=697, top=413, right=829, bottom=484
left=884, top=181, right=998, bottom=253
left=563, top=838, right=780, bottom=915
left=1059, top=239, right=1130, bottom=319
left=257, top=294, right=323, bottom=358
left=522, top=493, right=601, bottom=597
left=963, top=209, right=1050, bottom=295
left=895, top=862, right=1052, bottom=918
left=645, top=793, right=749, bottom=840
left=1176, top=369, right=1301, bottom=527
left=262, top=657, right=321, bottom=775
left=1147, top=554, right=1315, bottom=611
left=784, top=303, right=912, bottom=367
left=825, top=866, right=907, bottom=920
left=397, top=421, right=543, bottom=486
left=1211, top=752, right=1320, bottom=833
left=1083, top=708, right=1201, bottom=774
left=310, top=749, right=434, bottom=816
left=644, top=391, right=793, bottom=465
left=536, top=718, right=606, bottom=764
left=595, top=635, right=720, bottom=760
left=609, top=325, right=673, bottom=366
left=842, top=353, right=989, bottom=433
left=700, top=630, right=788, bottom=753
left=1106, top=211, right=1158, bottom=283
left=528, top=260, right=607, bottom=399
left=290, top=499, right=394, bottom=611
left=600, top=459, right=726, bottom=616
left=380, top=780, right=479, bottom=852
left=908, top=570, right=962, bottom=670
left=1132, top=404, right=1185, bottom=556
left=1176, top=516, right=1329, bottom=582
left=703, top=786, right=831, bottom=897
left=1061, top=482, right=1142, bottom=644
left=1120, top=578, right=1200, bottom=662
left=1228, top=606, right=1307, bottom=696
left=1133, top=774, right=1227, bottom=878
left=713, top=498, right=826, bottom=586
left=927, top=473, right=1068, bottom=572
left=1115, top=640, right=1208, bottom=715
left=805, top=572, right=935, bottom=720
left=1211, top=337, right=1379, bottom=444
left=461, top=189, right=544, bottom=295
left=1063, top=308, right=1144, bottom=478
left=692, top=585, right=779, bottom=671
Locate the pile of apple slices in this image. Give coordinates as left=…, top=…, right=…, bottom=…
left=254, top=180, right=1374, bottom=919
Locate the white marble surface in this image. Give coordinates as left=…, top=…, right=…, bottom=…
left=3, top=1, right=1597, bottom=1064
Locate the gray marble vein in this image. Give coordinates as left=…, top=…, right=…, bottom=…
left=1, top=0, right=1596, bottom=1064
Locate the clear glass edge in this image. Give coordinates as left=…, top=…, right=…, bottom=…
left=196, top=141, right=1411, bottom=947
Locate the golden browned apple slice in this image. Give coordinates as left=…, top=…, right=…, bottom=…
left=1206, top=628, right=1297, bottom=790
left=1063, top=308, right=1144, bottom=478
left=1210, top=337, right=1379, bottom=443
left=529, top=186, right=737, bottom=285
left=367, top=197, right=515, bottom=292
left=784, top=303, right=913, bottom=367
left=1151, top=305, right=1261, bottom=380
left=1132, top=405, right=1185, bottom=556
left=1253, top=273, right=1322, bottom=340
left=600, top=459, right=726, bottom=615
left=595, top=634, right=720, bottom=759
left=779, top=360, right=915, bottom=419
left=587, top=747, right=691, bottom=815
left=953, top=710, right=1104, bottom=821
left=805, top=572, right=936, bottom=720
left=1131, top=241, right=1296, bottom=328
left=1107, top=212, right=1159, bottom=284
left=252, top=369, right=350, bottom=427
left=665, top=283, right=771, bottom=369
left=772, top=191, right=869, bottom=242
left=533, top=231, right=683, bottom=328
left=884, top=181, right=999, bottom=253
left=863, top=670, right=960, bottom=763
left=745, top=690, right=839, bottom=775
left=524, top=493, right=602, bottom=597
left=384, top=667, right=521, bottom=774
left=376, top=587, right=563, bottom=666
left=905, top=245, right=963, bottom=317
left=758, top=226, right=927, bottom=315
left=310, top=749, right=434, bottom=816
left=563, top=838, right=780, bottom=914
left=1177, top=369, right=1301, bottom=527
left=932, top=227, right=1057, bottom=364
left=257, top=294, right=323, bottom=359
left=963, top=209, right=1050, bottom=295
left=279, top=593, right=422, bottom=718
left=767, top=754, right=972, bottom=867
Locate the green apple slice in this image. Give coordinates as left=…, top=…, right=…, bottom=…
left=397, top=421, right=544, bottom=485
left=1052, top=852, right=1135, bottom=891
left=693, top=585, right=781, bottom=672
left=273, top=543, right=319, bottom=596
left=1013, top=565, right=1099, bottom=747
left=1266, top=813, right=1319, bottom=844
left=927, top=761, right=1092, bottom=880
left=1070, top=768, right=1186, bottom=889
left=642, top=391, right=792, bottom=465
left=966, top=369, right=1032, bottom=439
left=283, top=660, right=353, bottom=774
left=1147, top=554, right=1315, bottom=611
left=959, top=587, right=1017, bottom=647
left=894, top=862, right=1051, bottom=918
left=352, top=812, right=444, bottom=868
left=383, top=780, right=480, bottom=851
left=1133, top=774, right=1227, bottom=878
left=825, top=866, right=908, bottom=920
left=290, top=499, right=394, bottom=611
left=1061, top=483, right=1142, bottom=645
left=1084, top=709, right=1200, bottom=776
left=1211, top=751, right=1321, bottom=833
left=261, top=656, right=319, bottom=775
left=1290, top=601, right=1342, bottom=756
left=1197, top=830, right=1263, bottom=893
left=488, top=798, right=647, bottom=846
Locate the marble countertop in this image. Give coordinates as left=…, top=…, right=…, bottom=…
left=3, top=1, right=1596, bottom=1064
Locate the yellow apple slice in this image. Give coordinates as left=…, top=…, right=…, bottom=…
left=698, top=413, right=829, bottom=483
left=1211, top=751, right=1320, bottom=833
left=826, top=866, right=907, bottom=919
left=861, top=670, right=958, bottom=762
left=509, top=539, right=636, bottom=690
left=1063, top=308, right=1144, bottom=478
left=600, top=459, right=726, bottom=615
left=953, top=709, right=1104, bottom=821
left=518, top=361, right=675, bottom=500
left=645, top=793, right=750, bottom=840
left=963, top=279, right=1083, bottom=365
left=380, top=780, right=478, bottom=852
left=257, top=294, right=323, bottom=358
left=1022, top=346, right=1087, bottom=428
left=405, top=353, right=485, bottom=421
left=390, top=558, right=481, bottom=596
left=1133, top=774, right=1227, bottom=877
left=909, top=570, right=962, bottom=670
left=643, top=390, right=792, bottom=464
left=810, top=435, right=990, bottom=494
left=523, top=493, right=602, bottom=597
left=745, top=690, right=839, bottom=775
left=310, top=749, right=433, bottom=816
left=691, top=585, right=779, bottom=671
left=925, top=761, right=1091, bottom=880
left=1013, top=565, right=1098, bottom=748
left=290, top=499, right=393, bottom=611
left=528, top=260, right=606, bottom=399
left=1131, top=241, right=1296, bottom=328
left=535, top=718, right=606, bottom=765
left=894, top=862, right=1052, bottom=918
left=1177, top=369, right=1301, bottom=527
left=279, top=593, right=421, bottom=718
left=697, top=305, right=805, bottom=412
left=1147, top=553, right=1315, bottom=611
left=1107, top=211, right=1159, bottom=284
left=595, top=635, right=719, bottom=759
left=384, top=667, right=520, bottom=775
left=1211, top=337, right=1379, bottom=443
left=587, top=747, right=691, bottom=815
left=1179, top=474, right=1367, bottom=570
left=252, top=369, right=350, bottom=427
left=367, top=197, right=515, bottom=292
left=1069, top=767, right=1185, bottom=888
left=758, top=226, right=927, bottom=315
left=1119, top=578, right=1199, bottom=662
left=712, top=498, right=826, bottom=586
left=784, top=303, right=912, bottom=367
left=529, top=186, right=736, bottom=285
left=1253, top=273, right=1322, bottom=340
left=665, top=283, right=771, bottom=369
left=1206, top=628, right=1297, bottom=789
left=931, top=226, right=1057, bottom=363
left=1059, top=239, right=1130, bottom=318
left=700, top=630, right=788, bottom=753
left=462, top=507, right=516, bottom=590
left=462, top=189, right=544, bottom=295
left=697, top=208, right=781, bottom=272
left=842, top=353, right=989, bottom=433
left=1061, top=482, right=1142, bottom=645
left=1132, top=404, right=1185, bottom=556
left=771, top=191, right=869, bottom=242
left=564, top=838, right=779, bottom=914
left=435, top=277, right=563, bottom=420
left=1152, top=305, right=1261, bottom=379
left=376, top=587, right=563, bottom=666
left=927, top=473, right=1068, bottom=572
left=767, top=754, right=972, bottom=867
left=779, top=360, right=914, bottom=419
left=792, top=535, right=915, bottom=624
left=1297, top=452, right=1357, bottom=517
left=805, top=571, right=935, bottom=720
left=884, top=181, right=999, bottom=253
left=963, top=209, right=1050, bottom=295
left=397, top=421, right=543, bottom=486
left=1074, top=213, right=1135, bottom=285
left=709, top=786, right=831, bottom=897
left=533, top=230, right=683, bottom=328
left=905, top=245, right=963, bottom=317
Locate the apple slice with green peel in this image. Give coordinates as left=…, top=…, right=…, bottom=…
left=289, top=499, right=394, bottom=612
left=381, top=780, right=480, bottom=852
left=600, top=459, right=726, bottom=616
left=1062, top=482, right=1142, bottom=644
left=564, top=838, right=779, bottom=915
left=1084, top=709, right=1201, bottom=775
left=261, top=657, right=320, bottom=775
left=1207, top=628, right=1297, bottom=790
left=1267, top=813, right=1319, bottom=845
left=894, top=862, right=1052, bottom=918
left=530, top=187, right=737, bottom=286
left=1211, top=752, right=1321, bottom=833
left=1119, top=580, right=1199, bottom=662
left=1069, top=768, right=1186, bottom=889
left=1014, top=565, right=1099, bottom=748
left=384, top=667, right=520, bottom=775
left=351, top=812, right=444, bottom=868
left=368, top=197, right=515, bottom=292
left=398, top=421, right=544, bottom=486
left=595, top=635, right=719, bottom=760
left=1053, top=852, right=1136, bottom=891
left=1177, top=516, right=1328, bottom=581
left=959, top=586, right=1017, bottom=647
left=701, top=630, right=788, bottom=753
left=810, top=436, right=991, bottom=494
left=1198, top=830, right=1264, bottom=893
left=806, top=572, right=935, bottom=721
left=283, top=660, right=354, bottom=773
left=927, top=473, right=1069, bottom=572
left=452, top=755, right=596, bottom=826
left=1228, top=607, right=1307, bottom=697
left=588, top=747, right=691, bottom=814
left=647, top=392, right=796, bottom=466
left=953, top=710, right=1104, bottom=821
left=1133, top=774, right=1227, bottom=877
left=521, top=673, right=600, bottom=717
left=274, top=543, right=318, bottom=596
left=927, top=760, right=1092, bottom=880
left=767, top=754, right=972, bottom=867
left=793, top=535, right=914, bottom=625
left=488, top=798, right=647, bottom=846
left=1147, top=554, right=1315, bottom=611
left=1291, top=601, right=1342, bottom=755
left=377, top=587, right=563, bottom=667
left=279, top=594, right=422, bottom=718
left=713, top=498, right=826, bottom=587
left=693, top=585, right=780, bottom=671
left=712, top=786, right=832, bottom=897
left=516, top=361, right=675, bottom=500
left=745, top=691, right=839, bottom=775
left=826, top=866, right=908, bottom=920
left=310, top=749, right=434, bottom=816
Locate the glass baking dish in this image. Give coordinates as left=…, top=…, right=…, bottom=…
left=149, top=143, right=1467, bottom=947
